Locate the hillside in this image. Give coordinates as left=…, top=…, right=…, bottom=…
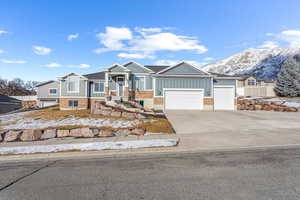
left=203, top=48, right=300, bottom=80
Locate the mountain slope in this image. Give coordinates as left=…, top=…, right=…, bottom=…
left=203, top=48, right=300, bottom=80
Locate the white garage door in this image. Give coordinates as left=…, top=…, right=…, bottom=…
left=214, top=86, right=235, bottom=110
left=165, top=89, right=204, bottom=110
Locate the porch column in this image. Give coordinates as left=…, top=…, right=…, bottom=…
left=105, top=72, right=109, bottom=96
left=124, top=73, right=130, bottom=99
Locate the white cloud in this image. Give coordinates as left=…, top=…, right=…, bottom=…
left=278, top=30, right=300, bottom=48
left=79, top=64, right=90, bottom=68
left=33, top=46, right=52, bottom=55
left=66, top=64, right=90, bottom=69
left=266, top=32, right=274, bottom=36
left=45, top=63, right=61, bottom=68
left=0, top=49, right=5, bottom=54
left=0, top=30, right=8, bottom=35
left=67, top=33, right=79, bottom=41
left=154, top=59, right=208, bottom=67
left=118, top=52, right=155, bottom=59
left=96, top=26, right=132, bottom=52
left=130, top=32, right=207, bottom=54
left=259, top=41, right=279, bottom=49
left=1, top=59, right=26, bottom=64
left=94, top=26, right=208, bottom=56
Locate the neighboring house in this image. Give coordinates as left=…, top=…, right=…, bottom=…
left=0, top=94, right=21, bottom=114
left=35, top=80, right=60, bottom=107
left=58, top=61, right=239, bottom=111
left=237, top=76, right=275, bottom=97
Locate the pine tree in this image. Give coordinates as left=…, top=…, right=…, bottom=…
left=274, top=56, right=300, bottom=96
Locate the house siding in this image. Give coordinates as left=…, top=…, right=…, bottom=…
left=60, top=77, right=87, bottom=97
left=162, top=63, right=205, bottom=74
left=37, top=81, right=60, bottom=99
left=155, top=77, right=212, bottom=97
left=89, top=81, right=105, bottom=97
left=214, top=79, right=236, bottom=86
left=125, top=63, right=150, bottom=73
left=131, top=74, right=153, bottom=90
left=110, top=65, right=126, bottom=72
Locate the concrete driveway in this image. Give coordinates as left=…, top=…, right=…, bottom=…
left=166, top=110, right=300, bottom=135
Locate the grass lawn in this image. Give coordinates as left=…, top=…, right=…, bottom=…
left=24, top=106, right=175, bottom=133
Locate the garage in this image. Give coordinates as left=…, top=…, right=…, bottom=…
left=164, top=89, right=204, bottom=110
left=214, top=86, right=235, bottom=110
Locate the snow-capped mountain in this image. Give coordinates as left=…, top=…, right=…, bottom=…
left=203, top=48, right=300, bottom=80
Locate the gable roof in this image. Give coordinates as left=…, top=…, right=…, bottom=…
left=157, top=61, right=209, bottom=75
left=35, top=80, right=57, bottom=87
left=123, top=61, right=154, bottom=73
left=144, top=65, right=169, bottom=73
left=83, top=71, right=105, bottom=80
left=0, top=95, right=21, bottom=103
left=104, top=64, right=131, bottom=72
left=59, top=72, right=88, bottom=80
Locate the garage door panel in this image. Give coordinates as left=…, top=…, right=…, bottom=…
left=165, top=90, right=203, bottom=110
left=214, top=87, right=235, bottom=110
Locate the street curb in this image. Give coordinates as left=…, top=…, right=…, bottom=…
left=0, top=139, right=179, bottom=155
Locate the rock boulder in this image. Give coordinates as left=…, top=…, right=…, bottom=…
left=41, top=129, right=57, bottom=140
left=57, top=129, right=70, bottom=137
left=20, top=129, right=42, bottom=141
left=4, top=130, right=22, bottom=142
left=130, top=128, right=146, bottom=136
left=98, top=129, right=115, bottom=137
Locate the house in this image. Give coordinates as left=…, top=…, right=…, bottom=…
left=35, top=80, right=60, bottom=107
left=236, top=76, right=275, bottom=97
left=58, top=61, right=239, bottom=111
left=238, top=76, right=275, bottom=87
left=0, top=94, right=21, bottom=114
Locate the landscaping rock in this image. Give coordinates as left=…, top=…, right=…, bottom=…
left=111, top=111, right=122, bottom=117
left=254, top=105, right=262, bottom=110
left=136, top=113, right=146, bottom=119
left=100, top=110, right=112, bottom=116
left=98, top=129, right=115, bottom=137
left=69, top=128, right=82, bottom=137
left=115, top=129, right=131, bottom=137
left=57, top=129, right=70, bottom=137
left=41, top=129, right=57, bottom=140
left=4, top=130, right=22, bottom=142
left=130, top=128, right=146, bottom=136
left=80, top=128, right=95, bottom=138
left=121, top=112, right=136, bottom=119
left=70, top=128, right=95, bottom=138
left=20, top=129, right=42, bottom=141
left=91, top=128, right=99, bottom=135
left=286, top=107, right=297, bottom=112
left=0, top=131, right=6, bottom=142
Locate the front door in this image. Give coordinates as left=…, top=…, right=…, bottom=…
left=117, top=77, right=124, bottom=96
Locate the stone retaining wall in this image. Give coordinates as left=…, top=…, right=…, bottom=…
left=237, top=97, right=300, bottom=112
left=0, top=127, right=146, bottom=143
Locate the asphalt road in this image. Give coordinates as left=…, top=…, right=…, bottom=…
left=1, top=148, right=300, bottom=200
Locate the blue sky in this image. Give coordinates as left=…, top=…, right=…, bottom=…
left=1, top=0, right=300, bottom=81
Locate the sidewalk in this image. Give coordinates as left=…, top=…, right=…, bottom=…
left=2, top=129, right=300, bottom=162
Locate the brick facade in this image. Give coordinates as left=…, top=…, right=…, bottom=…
left=204, top=98, right=214, bottom=105
left=154, top=97, right=164, bottom=105
left=60, top=98, right=89, bottom=110
left=132, top=91, right=153, bottom=99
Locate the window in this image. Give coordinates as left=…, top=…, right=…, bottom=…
left=135, top=76, right=145, bottom=90
left=248, top=79, right=256, bottom=86
left=67, top=78, right=79, bottom=92
left=49, top=88, right=57, bottom=95
left=94, top=82, right=104, bottom=93
left=68, top=100, right=78, bottom=107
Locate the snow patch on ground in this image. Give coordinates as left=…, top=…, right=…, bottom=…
left=283, top=102, right=300, bottom=108
left=0, top=139, right=178, bottom=155
left=0, top=110, right=146, bottom=130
